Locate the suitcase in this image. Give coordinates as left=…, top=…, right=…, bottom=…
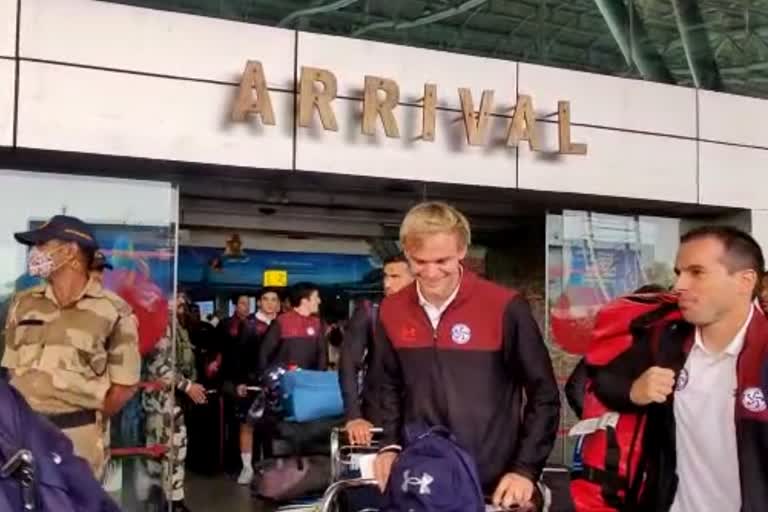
left=252, top=455, right=331, bottom=503
left=273, top=416, right=344, bottom=457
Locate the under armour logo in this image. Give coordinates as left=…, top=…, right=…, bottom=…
left=401, top=470, right=434, bottom=495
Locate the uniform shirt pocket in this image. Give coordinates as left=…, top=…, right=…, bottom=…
left=61, top=331, right=108, bottom=378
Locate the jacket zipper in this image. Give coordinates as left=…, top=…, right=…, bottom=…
left=419, top=300, right=456, bottom=424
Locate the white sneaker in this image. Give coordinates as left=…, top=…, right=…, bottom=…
left=237, top=466, right=254, bottom=485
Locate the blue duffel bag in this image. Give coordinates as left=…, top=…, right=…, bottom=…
left=280, top=369, right=344, bottom=422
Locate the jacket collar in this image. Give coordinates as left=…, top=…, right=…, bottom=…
left=405, top=268, right=479, bottom=310
left=40, top=276, right=104, bottom=306
left=739, top=305, right=768, bottom=383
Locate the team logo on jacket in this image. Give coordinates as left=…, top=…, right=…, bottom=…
left=742, top=387, right=767, bottom=413
left=676, top=368, right=689, bottom=391
left=451, top=324, right=471, bottom=345
left=306, top=327, right=316, bottom=336
left=401, top=325, right=418, bottom=342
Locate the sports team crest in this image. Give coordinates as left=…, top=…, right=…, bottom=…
left=451, top=324, right=471, bottom=345
left=742, top=387, right=767, bottom=413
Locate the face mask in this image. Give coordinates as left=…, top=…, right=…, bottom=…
left=27, top=245, right=67, bottom=279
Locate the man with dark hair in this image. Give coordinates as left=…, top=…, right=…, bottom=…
left=234, top=287, right=281, bottom=485
left=218, top=294, right=255, bottom=386
left=681, top=225, right=765, bottom=282
left=340, top=254, right=414, bottom=445
left=589, top=225, right=768, bottom=511
left=259, top=283, right=326, bottom=372
left=2, top=215, right=141, bottom=479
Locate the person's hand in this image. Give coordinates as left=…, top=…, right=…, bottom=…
left=630, top=366, right=676, bottom=406
left=492, top=473, right=535, bottom=509
left=236, top=384, right=248, bottom=398
left=345, top=418, right=374, bottom=445
left=186, top=383, right=208, bottom=404
left=374, top=451, right=398, bottom=492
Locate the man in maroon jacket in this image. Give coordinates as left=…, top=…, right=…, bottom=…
left=369, top=202, right=560, bottom=509
left=590, top=226, right=768, bottom=512
left=235, top=288, right=281, bottom=485
left=340, top=254, right=414, bottom=445
left=259, top=282, right=327, bottom=372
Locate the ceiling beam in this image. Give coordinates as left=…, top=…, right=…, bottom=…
left=592, top=0, right=676, bottom=83
left=670, top=0, right=724, bottom=90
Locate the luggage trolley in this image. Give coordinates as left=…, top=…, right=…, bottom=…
left=330, top=426, right=383, bottom=481
left=319, top=426, right=559, bottom=512
left=318, top=426, right=384, bottom=512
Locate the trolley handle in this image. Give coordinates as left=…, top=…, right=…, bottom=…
left=319, top=479, right=534, bottom=512
left=334, top=426, right=384, bottom=434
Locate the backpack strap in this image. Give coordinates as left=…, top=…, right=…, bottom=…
left=599, top=426, right=624, bottom=508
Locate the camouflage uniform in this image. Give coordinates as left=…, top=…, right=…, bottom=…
left=142, top=320, right=196, bottom=503
left=1, top=277, right=141, bottom=479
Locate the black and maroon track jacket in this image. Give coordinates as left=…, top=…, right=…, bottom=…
left=258, top=310, right=327, bottom=372
left=339, top=299, right=377, bottom=421
left=591, top=304, right=768, bottom=512
left=367, top=270, right=560, bottom=490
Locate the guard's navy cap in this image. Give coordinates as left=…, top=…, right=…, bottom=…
left=14, top=215, right=98, bottom=251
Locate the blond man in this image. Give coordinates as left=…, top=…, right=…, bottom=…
left=368, top=202, right=560, bottom=509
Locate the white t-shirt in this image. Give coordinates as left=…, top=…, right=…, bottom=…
left=670, top=306, right=754, bottom=512
left=417, top=281, right=461, bottom=329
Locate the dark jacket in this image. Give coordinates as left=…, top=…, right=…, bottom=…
left=188, top=320, right=220, bottom=388
left=367, top=271, right=560, bottom=491
left=259, top=310, right=327, bottom=372
left=338, top=299, right=377, bottom=421
left=218, top=314, right=259, bottom=386
left=236, top=314, right=272, bottom=386
left=591, top=305, right=768, bottom=512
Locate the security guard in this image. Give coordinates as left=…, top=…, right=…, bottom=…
left=143, top=293, right=204, bottom=512
left=1, top=215, right=141, bottom=479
